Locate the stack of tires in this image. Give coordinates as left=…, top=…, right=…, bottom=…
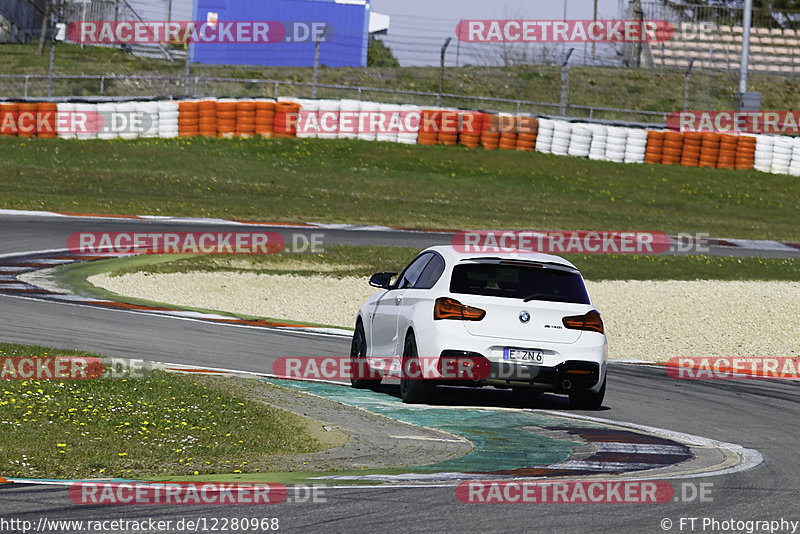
left=438, top=110, right=459, bottom=146
left=699, top=132, right=721, bottom=168
left=357, top=101, right=379, bottom=142
left=56, top=102, right=76, bottom=139
left=587, top=124, right=608, bottom=161
left=753, top=135, right=774, bottom=173
left=770, top=137, right=793, bottom=175
left=735, top=135, right=756, bottom=170
left=716, top=134, right=738, bottom=169
left=604, top=127, right=627, bottom=163
left=515, top=116, right=537, bottom=151
left=198, top=99, right=217, bottom=137
left=789, top=138, right=800, bottom=176
left=534, top=118, right=554, bottom=154
left=274, top=100, right=300, bottom=138
left=216, top=99, right=237, bottom=138
left=418, top=109, right=439, bottom=146
left=680, top=132, right=702, bottom=167
left=567, top=124, right=591, bottom=158
left=397, top=104, right=420, bottom=145
left=624, top=128, right=647, bottom=163
left=498, top=114, right=517, bottom=150
left=662, top=131, right=683, bottom=165
left=458, top=111, right=482, bottom=148
left=337, top=100, right=360, bottom=140
left=178, top=100, right=199, bottom=137
left=0, top=103, right=19, bottom=136
left=157, top=101, right=179, bottom=138
left=551, top=120, right=571, bottom=156
left=480, top=114, right=500, bottom=150
left=236, top=101, right=257, bottom=138
left=17, top=102, right=39, bottom=138
left=644, top=131, right=664, bottom=164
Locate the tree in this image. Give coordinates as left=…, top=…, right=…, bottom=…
left=367, top=36, right=400, bottom=67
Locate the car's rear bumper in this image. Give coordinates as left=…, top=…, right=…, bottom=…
left=439, top=350, right=602, bottom=393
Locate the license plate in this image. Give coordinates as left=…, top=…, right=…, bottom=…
left=503, top=348, right=544, bottom=363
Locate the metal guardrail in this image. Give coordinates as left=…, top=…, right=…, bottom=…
left=0, top=73, right=670, bottom=126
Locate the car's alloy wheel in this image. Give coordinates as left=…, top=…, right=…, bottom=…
left=568, top=376, right=606, bottom=410
left=399, top=333, right=434, bottom=404
left=350, top=321, right=381, bottom=390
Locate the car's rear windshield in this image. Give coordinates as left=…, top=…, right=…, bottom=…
left=450, top=262, right=590, bottom=304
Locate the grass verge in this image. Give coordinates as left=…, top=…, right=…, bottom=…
left=0, top=343, right=338, bottom=480
left=1, top=137, right=799, bottom=241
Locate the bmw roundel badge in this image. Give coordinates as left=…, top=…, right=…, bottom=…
left=519, top=311, right=531, bottom=324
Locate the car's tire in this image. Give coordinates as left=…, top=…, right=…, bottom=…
left=400, top=333, right=434, bottom=404
left=569, top=376, right=606, bottom=410
left=350, top=321, right=381, bottom=390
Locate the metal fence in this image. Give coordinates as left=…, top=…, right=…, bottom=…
left=0, top=72, right=671, bottom=126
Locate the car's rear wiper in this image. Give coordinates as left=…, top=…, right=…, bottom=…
left=522, top=293, right=573, bottom=303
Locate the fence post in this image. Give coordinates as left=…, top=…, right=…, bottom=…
left=312, top=25, right=328, bottom=99
left=48, top=37, right=56, bottom=98
left=437, top=38, right=452, bottom=107
left=559, top=48, right=574, bottom=116
left=100, top=75, right=105, bottom=96
left=24, top=75, right=29, bottom=98
left=274, top=82, right=279, bottom=100
left=684, top=58, right=696, bottom=111
left=184, top=42, right=191, bottom=98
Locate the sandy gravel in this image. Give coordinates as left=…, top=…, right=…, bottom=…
left=90, top=272, right=800, bottom=362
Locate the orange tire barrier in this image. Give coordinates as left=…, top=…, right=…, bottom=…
left=716, top=133, right=737, bottom=169
left=438, top=110, right=460, bottom=145
left=17, top=102, right=38, bottom=138
left=699, top=132, right=720, bottom=168
left=197, top=100, right=217, bottom=137
left=216, top=100, right=238, bottom=138
left=480, top=114, right=500, bottom=150
left=680, top=131, right=701, bottom=167
left=178, top=101, right=200, bottom=137
left=515, top=116, right=538, bottom=151
left=735, top=135, right=756, bottom=170
left=0, top=103, right=19, bottom=136
left=418, top=109, right=440, bottom=145
left=661, top=131, right=684, bottom=165
left=274, top=101, right=300, bottom=138
left=255, top=101, right=276, bottom=137
left=644, top=130, right=664, bottom=164
left=36, top=102, right=57, bottom=138
left=458, top=111, right=482, bottom=148
left=236, top=101, right=257, bottom=138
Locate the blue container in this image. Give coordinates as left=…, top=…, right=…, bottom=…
left=191, top=0, right=370, bottom=67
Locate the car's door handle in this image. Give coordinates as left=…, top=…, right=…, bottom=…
left=395, top=295, right=403, bottom=304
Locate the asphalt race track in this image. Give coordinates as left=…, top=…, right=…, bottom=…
left=1, top=212, right=799, bottom=533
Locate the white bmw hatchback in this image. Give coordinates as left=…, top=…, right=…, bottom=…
left=350, top=245, right=607, bottom=407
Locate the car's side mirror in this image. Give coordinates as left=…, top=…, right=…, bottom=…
left=369, top=272, right=396, bottom=289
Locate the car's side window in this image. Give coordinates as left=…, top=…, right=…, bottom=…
left=396, top=253, right=433, bottom=289
left=413, top=254, right=445, bottom=289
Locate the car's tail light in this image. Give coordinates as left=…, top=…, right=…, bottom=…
left=562, top=310, right=604, bottom=334
left=434, top=297, right=486, bottom=321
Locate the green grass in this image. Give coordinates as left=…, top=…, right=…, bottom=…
left=0, top=343, right=329, bottom=479
left=1, top=136, right=798, bottom=240
left=5, top=42, right=800, bottom=118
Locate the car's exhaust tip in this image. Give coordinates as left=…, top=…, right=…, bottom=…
left=561, top=379, right=573, bottom=391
